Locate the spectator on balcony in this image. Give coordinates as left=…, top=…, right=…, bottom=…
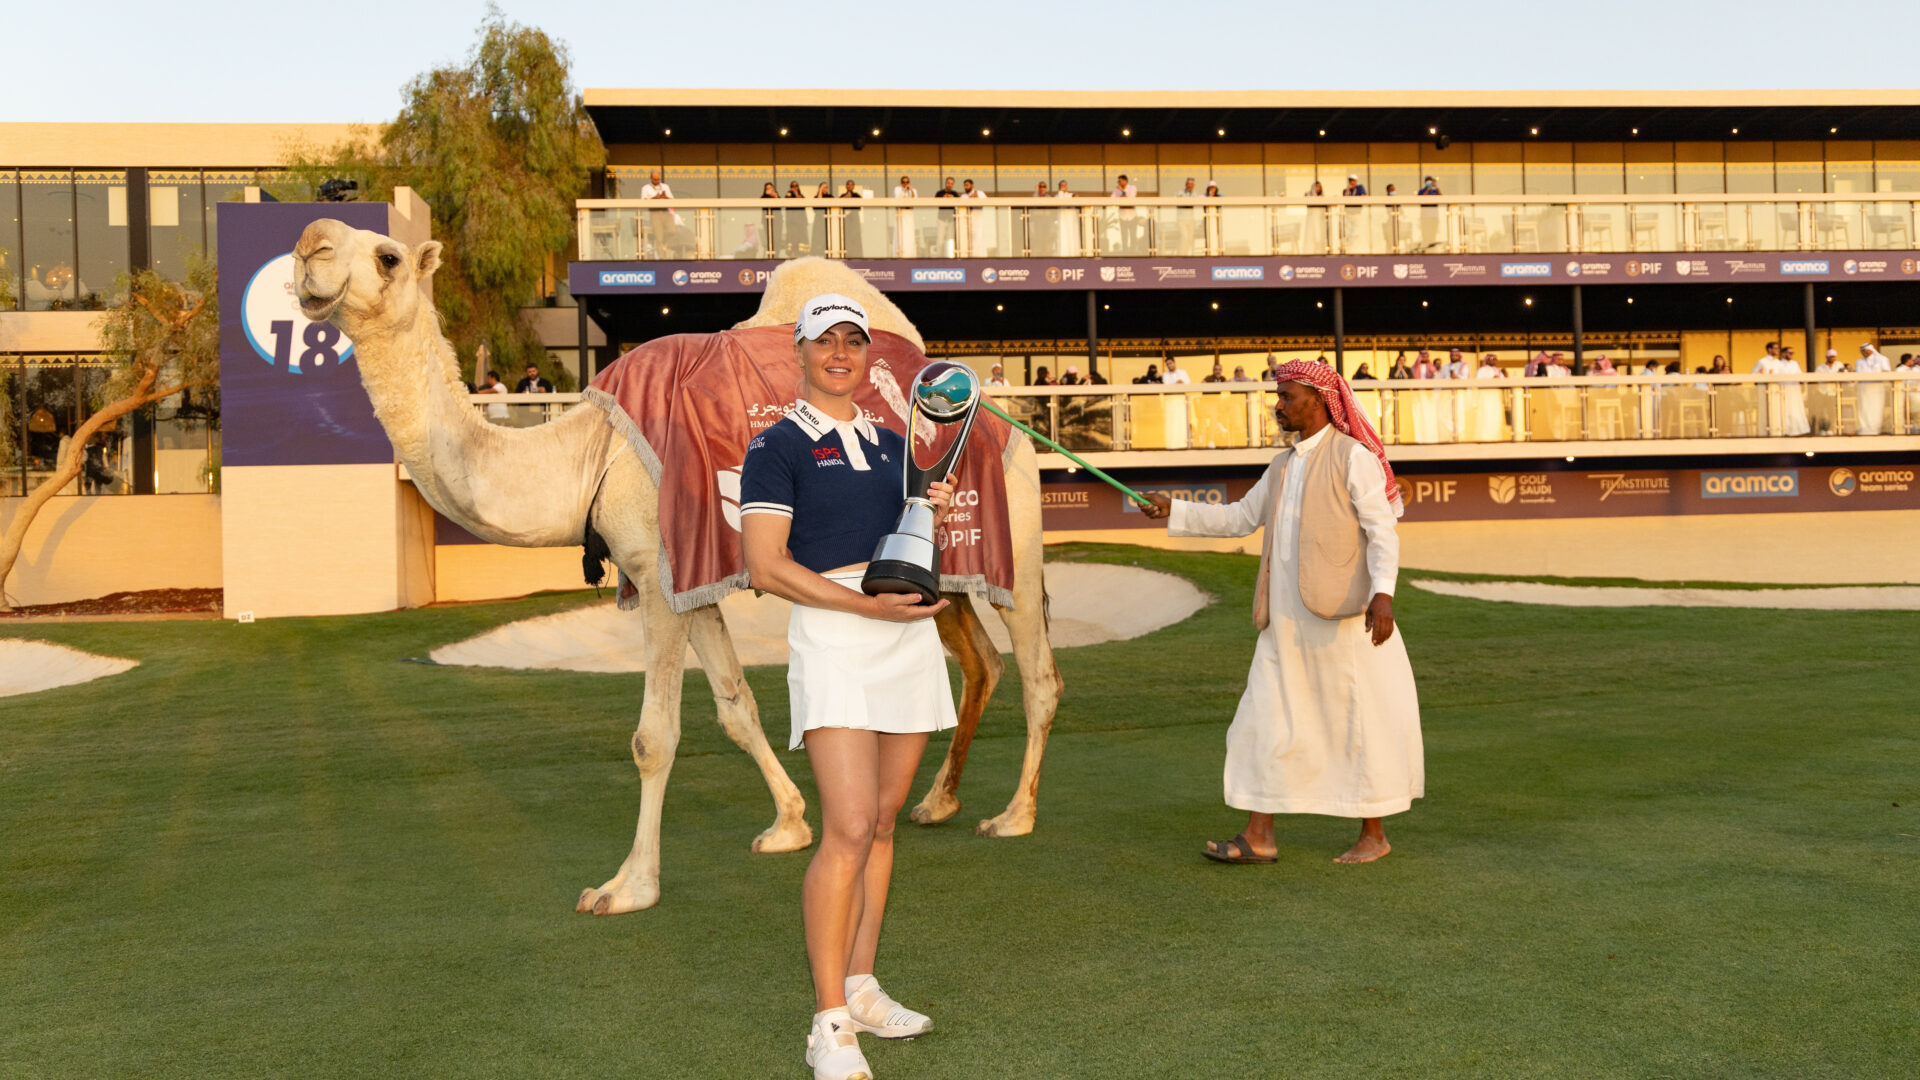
left=1854, top=343, right=1892, bottom=435
left=840, top=180, right=864, bottom=198
left=985, top=362, right=1008, bottom=388
left=1112, top=173, right=1143, bottom=254
left=1441, top=348, right=1469, bottom=380
left=1034, top=366, right=1056, bottom=386
left=1232, top=365, right=1254, bottom=382
left=816, top=182, right=833, bottom=198
left=1264, top=353, right=1282, bottom=381
left=1664, top=361, right=1682, bottom=375
left=1478, top=354, right=1504, bottom=377
left=890, top=177, right=920, bottom=257
left=1384, top=184, right=1397, bottom=197
left=1204, top=360, right=1228, bottom=383
left=1342, top=174, right=1367, bottom=197
left=1522, top=352, right=1547, bottom=377
left=1135, top=365, right=1160, bottom=384
left=1034, top=181, right=1050, bottom=197
left=935, top=177, right=960, bottom=198
left=1590, top=356, right=1617, bottom=376
left=1640, top=358, right=1661, bottom=376
left=1410, top=351, right=1438, bottom=379
left=1305, top=181, right=1325, bottom=197
left=1162, top=357, right=1193, bottom=384
left=1546, top=354, right=1571, bottom=377
left=480, top=371, right=510, bottom=423
left=1205, top=180, right=1222, bottom=197
left=1710, top=355, right=1731, bottom=374
left=787, top=181, right=804, bottom=198
left=1089, top=368, right=1109, bottom=385
left=1754, top=345, right=1811, bottom=435
left=1352, top=363, right=1375, bottom=380
left=639, top=169, right=686, bottom=258
left=516, top=364, right=554, bottom=394
left=1059, top=366, right=1083, bottom=386
left=892, top=176, right=919, bottom=199
left=1388, top=352, right=1414, bottom=379
left=1053, top=180, right=1078, bottom=255
left=1751, top=341, right=1782, bottom=374
left=762, top=182, right=779, bottom=199
left=1418, top=176, right=1441, bottom=197
left=1816, top=349, right=1845, bottom=373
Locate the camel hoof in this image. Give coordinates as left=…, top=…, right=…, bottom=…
left=751, top=819, right=814, bottom=854
left=575, top=883, right=660, bottom=915
left=910, top=798, right=961, bottom=826
left=975, top=813, right=1034, bottom=838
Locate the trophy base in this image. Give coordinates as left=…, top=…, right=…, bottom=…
left=861, top=559, right=941, bottom=607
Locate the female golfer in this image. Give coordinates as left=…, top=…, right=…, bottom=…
left=740, top=293, right=956, bottom=1080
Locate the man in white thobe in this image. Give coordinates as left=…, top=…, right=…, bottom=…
left=1753, top=342, right=1811, bottom=436
left=1855, top=343, right=1892, bottom=435
left=1142, top=362, right=1423, bottom=865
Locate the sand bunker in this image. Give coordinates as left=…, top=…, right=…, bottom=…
left=0, top=639, right=139, bottom=697
left=431, top=562, right=1208, bottom=673
left=1409, top=579, right=1920, bottom=611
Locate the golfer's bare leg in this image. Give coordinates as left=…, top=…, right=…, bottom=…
left=848, top=731, right=930, bottom=977
left=1335, top=816, right=1391, bottom=863
left=804, top=729, right=880, bottom=1012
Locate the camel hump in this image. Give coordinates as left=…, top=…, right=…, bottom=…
left=732, top=257, right=925, bottom=351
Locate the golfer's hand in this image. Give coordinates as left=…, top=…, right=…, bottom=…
left=1139, top=492, right=1172, bottom=520
left=870, top=591, right=949, bottom=622
left=1364, top=593, right=1395, bottom=646
left=928, top=473, right=957, bottom=525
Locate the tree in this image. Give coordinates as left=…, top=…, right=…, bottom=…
left=286, top=7, right=604, bottom=388
left=0, top=260, right=219, bottom=610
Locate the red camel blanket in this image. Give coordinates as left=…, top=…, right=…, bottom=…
left=586, top=324, right=1017, bottom=614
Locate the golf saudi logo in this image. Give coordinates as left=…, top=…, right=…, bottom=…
left=1487, top=475, right=1517, bottom=504
left=243, top=252, right=355, bottom=373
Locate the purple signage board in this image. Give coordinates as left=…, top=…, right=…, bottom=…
left=219, top=202, right=394, bottom=467
left=573, top=251, right=1920, bottom=296
left=1041, top=463, right=1920, bottom=531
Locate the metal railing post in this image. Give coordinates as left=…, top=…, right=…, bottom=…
left=1798, top=202, right=1815, bottom=252
left=694, top=209, right=714, bottom=259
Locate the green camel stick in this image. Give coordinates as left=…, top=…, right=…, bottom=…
left=977, top=398, right=1156, bottom=509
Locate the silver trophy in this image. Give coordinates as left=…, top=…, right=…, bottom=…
left=862, top=362, right=983, bottom=604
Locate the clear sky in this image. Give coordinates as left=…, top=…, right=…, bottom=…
left=11, top=0, right=1912, bottom=124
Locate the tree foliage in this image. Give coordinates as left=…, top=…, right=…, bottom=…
left=286, top=7, right=603, bottom=388
left=0, top=259, right=220, bottom=607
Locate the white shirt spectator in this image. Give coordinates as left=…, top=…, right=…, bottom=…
left=639, top=179, right=673, bottom=200
left=1161, top=364, right=1192, bottom=385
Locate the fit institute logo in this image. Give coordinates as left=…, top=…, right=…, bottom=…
left=1487, top=475, right=1517, bottom=504
left=245, top=252, right=355, bottom=373
left=1828, top=467, right=1856, bottom=496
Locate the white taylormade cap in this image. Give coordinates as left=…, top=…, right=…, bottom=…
left=794, top=293, right=871, bottom=342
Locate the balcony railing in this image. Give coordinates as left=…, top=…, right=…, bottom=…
left=473, top=374, right=1920, bottom=460
left=577, top=194, right=1920, bottom=263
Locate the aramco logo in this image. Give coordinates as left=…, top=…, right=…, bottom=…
left=1487, top=475, right=1517, bottom=504
left=1829, top=468, right=1856, bottom=496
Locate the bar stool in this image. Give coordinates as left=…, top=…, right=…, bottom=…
left=1678, top=396, right=1710, bottom=437
left=1590, top=395, right=1627, bottom=439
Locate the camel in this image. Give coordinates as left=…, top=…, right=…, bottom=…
left=291, top=220, right=1063, bottom=914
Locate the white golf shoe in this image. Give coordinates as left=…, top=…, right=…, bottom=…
left=845, top=974, right=933, bottom=1039
left=805, top=1007, right=872, bottom=1080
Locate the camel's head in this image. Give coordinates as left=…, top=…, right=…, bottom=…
left=293, top=219, right=443, bottom=340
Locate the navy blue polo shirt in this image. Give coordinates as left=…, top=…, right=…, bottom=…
left=740, top=399, right=907, bottom=573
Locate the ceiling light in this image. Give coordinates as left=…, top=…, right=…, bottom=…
left=1529, top=127, right=1539, bottom=136
left=982, top=128, right=991, bottom=137
left=1210, top=301, right=1220, bottom=310
left=1217, top=128, right=1226, bottom=137
left=995, top=304, right=1004, bottom=311
left=1831, top=127, right=1838, bottom=133
left=1122, top=128, right=1132, bottom=137
left=664, top=128, right=672, bottom=136
left=1565, top=455, right=1576, bottom=462
left=1627, top=297, right=1634, bottom=304
left=1631, top=127, right=1639, bottom=135
left=1805, top=450, right=1816, bottom=457
left=1726, top=297, right=1734, bottom=303
left=779, top=127, right=788, bottom=136
left=660, top=306, right=669, bottom=314
left=1524, top=297, right=1533, bottom=306
left=1103, top=303, right=1110, bottom=310
left=1731, top=127, right=1739, bottom=134
left=1428, top=126, right=1437, bottom=135
left=1421, top=300, right=1429, bottom=307
left=1315, top=301, right=1324, bottom=309
left=1318, top=129, right=1326, bottom=137
left=871, top=128, right=881, bottom=136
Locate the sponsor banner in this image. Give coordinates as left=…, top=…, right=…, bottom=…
left=572, top=250, right=1920, bottom=295
left=218, top=201, right=395, bottom=467
left=1040, top=464, right=1920, bottom=530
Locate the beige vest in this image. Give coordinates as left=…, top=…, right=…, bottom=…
left=1252, top=429, right=1374, bottom=627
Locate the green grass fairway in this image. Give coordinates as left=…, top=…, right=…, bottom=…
left=3, top=544, right=1915, bottom=1079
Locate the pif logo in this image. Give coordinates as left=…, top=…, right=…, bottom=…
left=1488, top=475, right=1517, bottom=504
left=1411, top=479, right=1458, bottom=503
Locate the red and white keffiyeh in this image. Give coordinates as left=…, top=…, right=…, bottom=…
left=1274, top=361, right=1403, bottom=514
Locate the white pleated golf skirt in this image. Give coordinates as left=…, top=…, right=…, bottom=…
left=787, top=571, right=957, bottom=751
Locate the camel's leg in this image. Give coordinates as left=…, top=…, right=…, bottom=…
left=977, top=438, right=1064, bottom=838
left=684, top=605, right=812, bottom=853
left=577, top=460, right=689, bottom=915
left=911, top=597, right=1004, bottom=826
